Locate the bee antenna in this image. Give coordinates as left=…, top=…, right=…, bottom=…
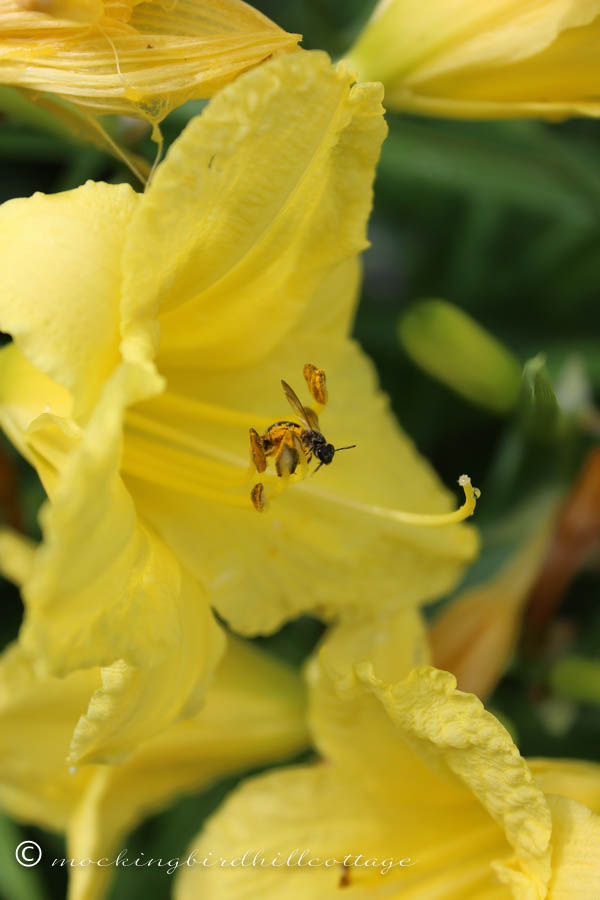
left=334, top=444, right=356, bottom=452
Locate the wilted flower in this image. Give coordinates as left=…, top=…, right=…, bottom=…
left=0, top=0, right=300, bottom=125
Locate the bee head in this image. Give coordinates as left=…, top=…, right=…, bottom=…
left=315, top=443, right=335, bottom=465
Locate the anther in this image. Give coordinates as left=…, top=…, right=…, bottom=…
left=250, top=483, right=266, bottom=512
left=249, top=428, right=267, bottom=473
left=303, top=363, right=328, bottom=405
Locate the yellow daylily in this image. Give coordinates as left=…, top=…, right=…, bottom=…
left=0, top=48, right=478, bottom=762
left=177, top=625, right=600, bottom=899
left=0, top=635, right=308, bottom=900
left=0, top=0, right=300, bottom=126
left=346, top=0, right=600, bottom=119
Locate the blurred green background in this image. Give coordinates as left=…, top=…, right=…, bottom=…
left=1, top=2, right=600, bottom=898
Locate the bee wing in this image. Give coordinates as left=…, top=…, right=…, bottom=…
left=281, top=380, right=313, bottom=429
left=303, top=406, right=320, bottom=431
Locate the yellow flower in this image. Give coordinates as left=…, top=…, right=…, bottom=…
left=346, top=0, right=600, bottom=119
left=0, top=0, right=300, bottom=125
left=177, top=618, right=600, bottom=899
left=0, top=632, right=308, bottom=900
left=0, top=49, right=476, bottom=762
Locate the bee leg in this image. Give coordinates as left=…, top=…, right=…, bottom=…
left=303, top=363, right=328, bottom=406
left=290, top=430, right=310, bottom=480
left=249, top=428, right=267, bottom=473
left=250, top=435, right=306, bottom=512
left=274, top=439, right=299, bottom=477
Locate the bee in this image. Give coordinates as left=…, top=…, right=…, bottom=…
left=249, top=366, right=355, bottom=510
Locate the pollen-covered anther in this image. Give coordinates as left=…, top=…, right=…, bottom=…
left=249, top=427, right=267, bottom=473
left=303, top=363, right=328, bottom=406
left=250, top=483, right=266, bottom=512
left=249, top=467, right=305, bottom=512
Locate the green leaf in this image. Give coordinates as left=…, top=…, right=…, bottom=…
left=398, top=299, right=521, bottom=413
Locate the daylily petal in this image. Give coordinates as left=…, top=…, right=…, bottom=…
left=179, top=661, right=558, bottom=899
left=123, top=50, right=387, bottom=369
left=175, top=607, right=599, bottom=900
left=0, top=181, right=138, bottom=420
left=0, top=343, right=72, bottom=437
left=545, top=795, right=600, bottom=898
left=11, top=356, right=225, bottom=761
left=0, top=0, right=300, bottom=122
left=317, top=605, right=430, bottom=686
left=0, top=527, right=35, bottom=587
left=0, top=642, right=96, bottom=830
left=0, top=201, right=228, bottom=762
left=179, top=760, right=518, bottom=898
left=495, top=795, right=600, bottom=898
left=307, top=611, right=434, bottom=803
left=21, top=362, right=163, bottom=674
left=408, top=15, right=600, bottom=120
left=0, top=636, right=308, bottom=900
left=67, top=638, right=308, bottom=900
left=67, top=564, right=224, bottom=764
left=530, top=759, right=600, bottom=815
left=176, top=765, right=391, bottom=900
left=310, top=658, right=552, bottom=894
left=347, top=0, right=600, bottom=119
left=379, top=665, right=555, bottom=890
left=0, top=343, right=75, bottom=494
left=360, top=667, right=552, bottom=883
